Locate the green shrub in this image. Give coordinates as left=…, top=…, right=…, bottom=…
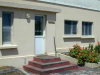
left=86, top=50, right=99, bottom=63
left=88, top=44, right=94, bottom=51
left=94, top=42, right=100, bottom=53
left=69, top=44, right=82, bottom=58
left=69, top=44, right=100, bottom=65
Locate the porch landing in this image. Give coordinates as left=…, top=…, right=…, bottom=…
left=35, top=55, right=59, bottom=59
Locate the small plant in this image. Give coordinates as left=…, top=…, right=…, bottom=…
left=87, top=50, right=99, bottom=63
left=88, top=44, right=94, bottom=51
left=94, top=42, right=100, bottom=53
left=69, top=44, right=82, bottom=58
left=77, top=48, right=89, bottom=66
left=69, top=43, right=100, bottom=66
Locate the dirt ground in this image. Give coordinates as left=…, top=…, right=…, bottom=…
left=0, top=66, right=25, bottom=75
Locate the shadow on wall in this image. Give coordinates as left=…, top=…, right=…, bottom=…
left=63, top=38, right=81, bottom=43
left=1, top=48, right=19, bottom=56
left=81, top=39, right=95, bottom=43
left=63, top=38, right=95, bottom=44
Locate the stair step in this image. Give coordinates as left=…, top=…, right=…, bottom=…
left=23, top=64, right=78, bottom=75
left=34, top=55, right=61, bottom=63
left=23, top=55, right=80, bottom=75
left=29, top=60, right=70, bottom=69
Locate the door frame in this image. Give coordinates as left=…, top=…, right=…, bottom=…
left=34, top=15, right=46, bottom=55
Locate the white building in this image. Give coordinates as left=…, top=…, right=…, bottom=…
left=0, top=0, right=100, bottom=68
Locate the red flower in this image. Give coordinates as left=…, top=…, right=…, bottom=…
left=98, top=42, right=100, bottom=46
left=83, top=58, right=86, bottom=61
left=91, top=57, right=94, bottom=62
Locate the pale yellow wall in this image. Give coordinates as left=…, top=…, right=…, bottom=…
left=12, top=0, right=100, bottom=50
left=0, top=8, right=35, bottom=56
left=46, top=14, right=56, bottom=54
left=0, top=7, right=56, bottom=57
left=0, top=0, right=100, bottom=55
left=56, top=6, right=100, bottom=50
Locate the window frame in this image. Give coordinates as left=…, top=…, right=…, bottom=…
left=2, top=11, right=14, bottom=45
left=82, top=21, right=93, bottom=36
left=64, top=20, right=78, bottom=35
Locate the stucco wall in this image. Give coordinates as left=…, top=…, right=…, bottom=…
left=0, top=6, right=56, bottom=68
left=0, top=7, right=56, bottom=56
left=0, top=0, right=100, bottom=54
left=56, top=6, right=100, bottom=51
left=7, top=0, right=100, bottom=51
left=0, top=8, right=35, bottom=56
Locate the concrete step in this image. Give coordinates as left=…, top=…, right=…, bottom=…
left=29, top=60, right=70, bottom=69
left=23, top=64, right=78, bottom=75
left=34, top=55, right=61, bottom=63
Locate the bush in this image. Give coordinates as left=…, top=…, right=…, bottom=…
left=69, top=44, right=99, bottom=66
left=69, top=44, right=82, bottom=58
left=86, top=50, right=99, bottom=63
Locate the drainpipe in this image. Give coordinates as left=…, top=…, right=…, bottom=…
left=54, top=37, right=57, bottom=57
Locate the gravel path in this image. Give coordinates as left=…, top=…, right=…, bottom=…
left=21, top=67, right=100, bottom=75
left=58, top=67, right=100, bottom=75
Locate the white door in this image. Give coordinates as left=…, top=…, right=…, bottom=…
left=35, top=16, right=45, bottom=55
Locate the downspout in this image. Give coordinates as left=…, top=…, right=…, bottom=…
left=54, top=37, right=57, bottom=57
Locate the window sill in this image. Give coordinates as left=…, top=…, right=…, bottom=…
left=63, top=35, right=95, bottom=39
left=63, top=35, right=81, bottom=39
left=81, top=36, right=95, bottom=39
left=0, top=45, right=18, bottom=50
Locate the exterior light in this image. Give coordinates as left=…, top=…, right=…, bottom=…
left=26, top=13, right=30, bottom=19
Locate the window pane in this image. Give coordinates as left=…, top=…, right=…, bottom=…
left=65, top=20, right=77, bottom=34
left=65, top=23, right=71, bottom=34
left=82, top=22, right=92, bottom=35
left=2, top=12, right=12, bottom=44
left=82, top=22, right=85, bottom=35
left=72, top=21, right=77, bottom=34
left=85, top=23, right=88, bottom=35
left=2, top=27, right=11, bottom=43
left=88, top=23, right=92, bottom=35
left=3, top=13, right=11, bottom=26
left=35, top=16, right=43, bottom=36
left=89, top=24, right=92, bottom=35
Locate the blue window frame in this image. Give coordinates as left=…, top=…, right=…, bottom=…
left=2, top=12, right=13, bottom=44
left=82, top=22, right=92, bottom=35
left=64, top=20, right=77, bottom=34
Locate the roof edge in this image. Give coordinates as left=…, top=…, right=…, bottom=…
left=28, top=0, right=100, bottom=12
left=0, top=1, right=61, bottom=13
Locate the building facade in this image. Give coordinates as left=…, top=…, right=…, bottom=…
left=0, top=0, right=100, bottom=68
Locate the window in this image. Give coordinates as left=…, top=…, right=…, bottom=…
left=35, top=16, right=44, bottom=36
left=64, top=20, right=77, bottom=34
left=82, top=22, right=92, bottom=35
left=2, top=12, right=13, bottom=44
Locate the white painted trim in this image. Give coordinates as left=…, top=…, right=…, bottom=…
left=0, top=1, right=61, bottom=13
left=47, top=53, right=55, bottom=56
left=0, top=44, right=17, bottom=49
left=63, top=35, right=95, bottom=39
left=0, top=55, right=35, bottom=60
left=81, top=36, right=95, bottom=39
left=63, top=35, right=81, bottom=39
left=56, top=48, right=67, bottom=50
